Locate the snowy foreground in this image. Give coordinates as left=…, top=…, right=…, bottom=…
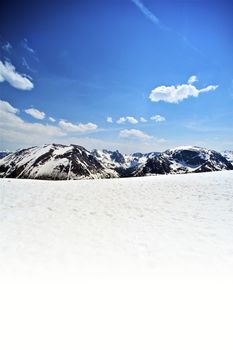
left=1, top=171, right=233, bottom=350
left=1, top=170, right=233, bottom=273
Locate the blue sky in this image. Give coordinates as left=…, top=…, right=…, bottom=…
left=0, top=0, right=232, bottom=153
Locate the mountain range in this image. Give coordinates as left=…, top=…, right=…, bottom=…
left=0, top=144, right=232, bottom=180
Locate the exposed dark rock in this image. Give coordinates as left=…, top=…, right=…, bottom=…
left=110, top=150, right=125, bottom=164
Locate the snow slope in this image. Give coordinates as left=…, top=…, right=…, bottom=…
left=1, top=171, right=233, bottom=272
left=1, top=171, right=233, bottom=350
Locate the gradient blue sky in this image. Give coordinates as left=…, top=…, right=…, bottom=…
left=0, top=0, right=232, bottom=153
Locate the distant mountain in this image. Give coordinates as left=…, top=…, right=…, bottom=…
left=134, top=146, right=233, bottom=176
left=0, top=144, right=232, bottom=180
left=91, top=149, right=148, bottom=175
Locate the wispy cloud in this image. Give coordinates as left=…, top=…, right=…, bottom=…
left=2, top=41, right=12, bottom=53
left=21, top=38, right=35, bottom=54
left=0, top=60, right=34, bottom=90
left=131, top=0, right=159, bottom=26
left=178, top=33, right=203, bottom=56
left=22, top=57, right=35, bottom=73
left=184, top=120, right=233, bottom=133
left=119, top=128, right=167, bottom=145
left=21, top=38, right=39, bottom=62
left=22, top=57, right=30, bottom=70
left=130, top=1, right=202, bottom=55
left=49, top=116, right=56, bottom=122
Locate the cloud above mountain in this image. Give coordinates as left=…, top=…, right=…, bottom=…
left=119, top=128, right=152, bottom=140
left=149, top=76, right=218, bottom=103
left=0, top=100, right=64, bottom=147
left=59, top=120, right=98, bottom=133
left=0, top=100, right=170, bottom=153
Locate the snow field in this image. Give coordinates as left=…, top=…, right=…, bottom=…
left=1, top=170, right=233, bottom=272
left=1, top=171, right=233, bottom=350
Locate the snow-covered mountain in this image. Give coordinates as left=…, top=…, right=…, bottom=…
left=135, top=146, right=233, bottom=176
left=0, top=144, right=232, bottom=180
left=91, top=149, right=148, bottom=175
left=0, top=144, right=117, bottom=180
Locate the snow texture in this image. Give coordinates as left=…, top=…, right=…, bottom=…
left=1, top=170, right=233, bottom=272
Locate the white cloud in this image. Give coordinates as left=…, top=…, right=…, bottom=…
left=0, top=100, right=65, bottom=148
left=140, top=117, right=147, bottom=122
left=116, top=116, right=138, bottom=124
left=119, top=128, right=152, bottom=140
left=188, top=75, right=198, bottom=84
left=149, top=77, right=218, bottom=103
left=0, top=100, right=18, bottom=114
left=116, top=117, right=126, bottom=124
left=0, top=100, right=169, bottom=153
left=0, top=60, right=34, bottom=90
left=150, top=115, right=166, bottom=122
left=49, top=116, right=56, bottom=122
left=25, top=108, right=45, bottom=120
left=126, top=116, right=138, bottom=124
left=106, top=116, right=113, bottom=123
left=59, top=120, right=98, bottom=133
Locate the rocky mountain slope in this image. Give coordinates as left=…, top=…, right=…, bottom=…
left=0, top=144, right=117, bottom=180
left=0, top=144, right=232, bottom=180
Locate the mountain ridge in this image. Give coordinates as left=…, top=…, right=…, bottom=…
left=0, top=143, right=232, bottom=180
